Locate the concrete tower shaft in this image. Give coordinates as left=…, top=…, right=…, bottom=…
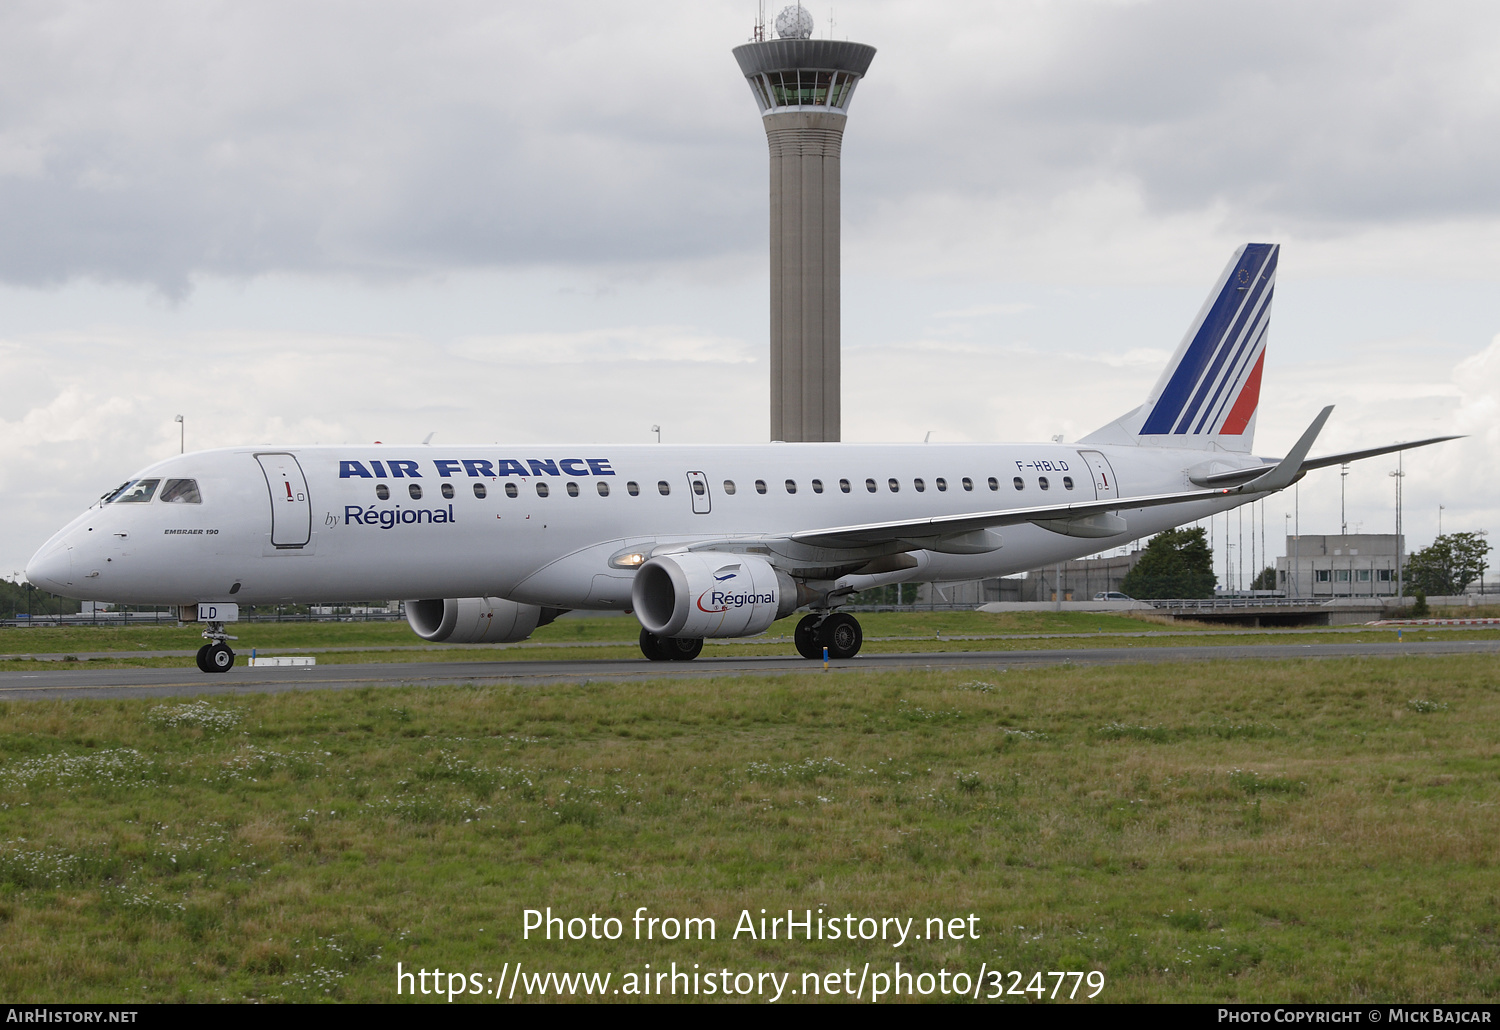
left=733, top=38, right=876, bottom=442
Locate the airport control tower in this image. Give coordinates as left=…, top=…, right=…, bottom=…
left=734, top=6, right=876, bottom=442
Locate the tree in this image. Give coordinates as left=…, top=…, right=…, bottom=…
left=1251, top=566, right=1277, bottom=591
left=0, top=577, right=81, bottom=619
left=1120, top=526, right=1217, bottom=599
left=1404, top=532, right=1491, bottom=597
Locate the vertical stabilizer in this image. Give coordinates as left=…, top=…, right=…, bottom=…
left=1081, top=243, right=1278, bottom=452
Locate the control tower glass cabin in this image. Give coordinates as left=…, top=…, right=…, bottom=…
left=733, top=30, right=876, bottom=443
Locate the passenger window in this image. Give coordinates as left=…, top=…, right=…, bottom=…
left=474, top=483, right=488, bottom=498
left=110, top=479, right=161, bottom=503
left=785, top=479, right=797, bottom=494
left=505, top=483, right=518, bottom=498
left=1013, top=477, right=1024, bottom=490
left=935, top=478, right=947, bottom=492
left=657, top=480, right=670, bottom=496
left=597, top=481, right=610, bottom=496
left=812, top=479, right=823, bottom=494
left=159, top=479, right=201, bottom=504
left=962, top=478, right=973, bottom=492
left=1039, top=477, right=1050, bottom=491
left=441, top=483, right=455, bottom=499
left=1063, top=476, right=1074, bottom=491
left=567, top=482, right=579, bottom=497
left=988, top=477, right=998, bottom=491
left=536, top=482, right=550, bottom=497
left=866, top=478, right=877, bottom=493
left=756, top=480, right=767, bottom=494
left=723, top=480, right=736, bottom=495
left=888, top=478, right=899, bottom=493
left=914, top=478, right=925, bottom=492
left=376, top=484, right=390, bottom=500
left=839, top=479, right=851, bottom=493
left=692, top=480, right=706, bottom=496
left=627, top=481, right=640, bottom=496
left=409, top=484, right=423, bottom=500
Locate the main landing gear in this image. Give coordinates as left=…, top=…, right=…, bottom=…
left=195, top=621, right=238, bottom=674
left=794, top=612, right=863, bottom=660
left=636, top=614, right=865, bottom=663
left=639, top=629, right=704, bottom=662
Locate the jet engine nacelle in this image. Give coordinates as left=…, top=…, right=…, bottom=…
left=405, top=597, right=561, bottom=643
left=632, top=552, right=797, bottom=639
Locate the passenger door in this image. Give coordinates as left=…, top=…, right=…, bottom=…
left=1076, top=450, right=1119, bottom=500
left=256, top=453, right=312, bottom=548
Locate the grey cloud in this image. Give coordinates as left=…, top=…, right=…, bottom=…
left=2, top=0, right=1498, bottom=293
left=850, top=1, right=1500, bottom=228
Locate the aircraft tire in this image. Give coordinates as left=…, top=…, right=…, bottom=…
left=639, top=629, right=672, bottom=661
left=205, top=643, right=235, bottom=673
left=794, top=615, right=823, bottom=660
left=194, top=644, right=212, bottom=672
left=821, top=613, right=863, bottom=660
left=665, top=637, right=704, bottom=661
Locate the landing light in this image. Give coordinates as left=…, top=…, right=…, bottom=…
left=610, top=551, right=649, bottom=569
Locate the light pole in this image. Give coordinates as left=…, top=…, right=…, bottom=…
left=1390, top=451, right=1405, bottom=604
left=651, top=425, right=661, bottom=444
left=1284, top=513, right=1291, bottom=595
left=1439, top=504, right=1444, bottom=537
left=1340, top=463, right=1349, bottom=536
left=175, top=414, right=184, bottom=454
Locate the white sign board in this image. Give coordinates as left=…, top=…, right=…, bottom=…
left=197, top=603, right=239, bottom=622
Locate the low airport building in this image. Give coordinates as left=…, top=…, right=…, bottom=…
left=1276, top=534, right=1402, bottom=598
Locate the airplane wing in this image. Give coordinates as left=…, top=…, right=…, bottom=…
left=789, top=406, right=1335, bottom=550
left=787, top=484, right=1241, bottom=549
left=1196, top=434, right=1461, bottom=489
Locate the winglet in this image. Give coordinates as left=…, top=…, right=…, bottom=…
left=1237, top=405, right=1334, bottom=493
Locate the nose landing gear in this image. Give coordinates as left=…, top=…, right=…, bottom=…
left=794, top=612, right=863, bottom=660
left=195, top=622, right=238, bottom=673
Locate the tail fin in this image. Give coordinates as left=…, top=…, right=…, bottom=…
left=1081, top=243, right=1278, bottom=452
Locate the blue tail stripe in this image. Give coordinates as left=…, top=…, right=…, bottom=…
left=1140, top=243, right=1278, bottom=435
left=1179, top=251, right=1277, bottom=433
left=1186, top=283, right=1274, bottom=434
left=1200, top=317, right=1272, bottom=434
left=1192, top=312, right=1271, bottom=435
left=1172, top=247, right=1278, bottom=434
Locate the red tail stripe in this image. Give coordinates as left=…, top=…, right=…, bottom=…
left=1219, top=350, right=1265, bottom=435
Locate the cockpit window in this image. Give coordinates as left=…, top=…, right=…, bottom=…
left=107, top=479, right=161, bottom=503
left=159, top=479, right=201, bottom=503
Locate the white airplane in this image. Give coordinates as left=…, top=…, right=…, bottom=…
left=25, top=244, right=1454, bottom=673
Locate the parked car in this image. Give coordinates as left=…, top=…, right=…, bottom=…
left=1092, top=591, right=1134, bottom=601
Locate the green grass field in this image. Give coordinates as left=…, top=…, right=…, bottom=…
left=1, top=654, right=1496, bottom=1002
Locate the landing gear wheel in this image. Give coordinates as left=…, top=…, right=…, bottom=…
left=195, top=644, right=212, bottom=672
left=794, top=614, right=824, bottom=660
left=821, top=613, right=863, bottom=660
left=640, top=629, right=671, bottom=661
left=205, top=642, right=235, bottom=673
left=664, top=637, right=703, bottom=661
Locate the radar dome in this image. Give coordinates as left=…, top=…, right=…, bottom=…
left=774, top=4, right=814, bottom=40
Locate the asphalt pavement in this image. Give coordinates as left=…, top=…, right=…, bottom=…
left=1, top=637, right=1495, bottom=700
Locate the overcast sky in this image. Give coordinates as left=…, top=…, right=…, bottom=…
left=6, top=0, right=1500, bottom=584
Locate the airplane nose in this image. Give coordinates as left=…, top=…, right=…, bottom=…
left=24, top=541, right=72, bottom=594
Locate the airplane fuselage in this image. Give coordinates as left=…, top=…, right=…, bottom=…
left=27, top=441, right=1257, bottom=608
